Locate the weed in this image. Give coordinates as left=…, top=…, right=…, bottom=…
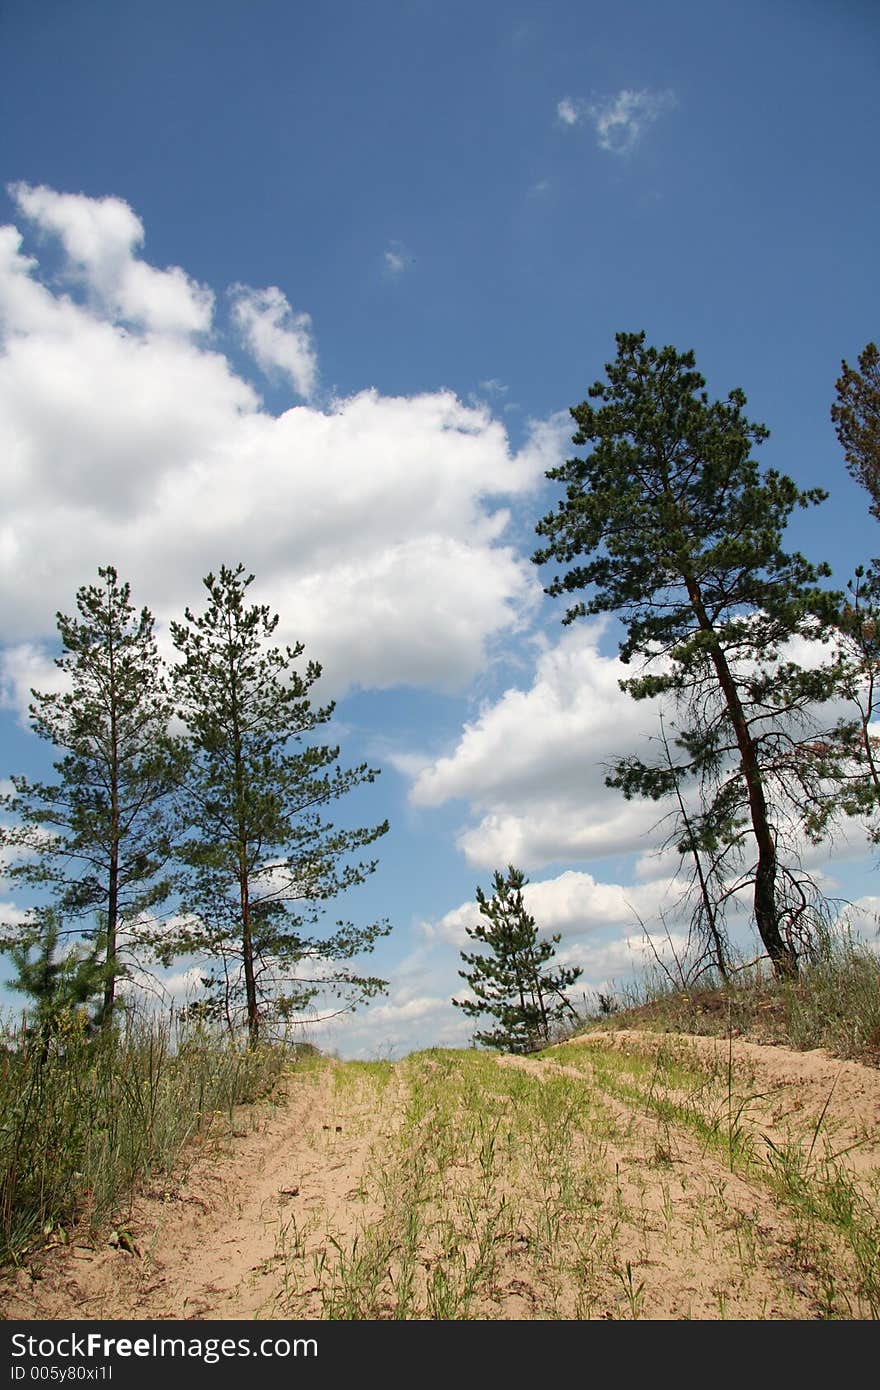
left=614, top=1259, right=646, bottom=1319
left=0, top=1009, right=283, bottom=1264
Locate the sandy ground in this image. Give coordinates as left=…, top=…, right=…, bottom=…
left=571, top=1029, right=880, bottom=1175
left=2, top=1033, right=879, bottom=1321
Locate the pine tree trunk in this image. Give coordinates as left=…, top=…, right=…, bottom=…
left=530, top=949, right=550, bottom=1046
left=240, top=862, right=258, bottom=1048
left=104, top=621, right=119, bottom=1025
left=684, top=577, right=797, bottom=977
left=229, top=639, right=259, bottom=1046
left=104, top=838, right=118, bottom=1024
left=856, top=657, right=880, bottom=804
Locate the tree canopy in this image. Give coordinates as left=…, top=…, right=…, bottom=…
left=832, top=341, right=880, bottom=521
left=813, top=344, right=880, bottom=843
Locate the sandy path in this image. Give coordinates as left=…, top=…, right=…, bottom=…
left=2, top=1061, right=388, bottom=1320
left=2, top=1037, right=879, bottom=1320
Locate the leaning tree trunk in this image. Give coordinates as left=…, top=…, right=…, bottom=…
left=684, top=576, right=798, bottom=978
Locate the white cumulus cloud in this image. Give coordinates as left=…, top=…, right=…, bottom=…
left=0, top=642, right=67, bottom=720
left=424, top=867, right=678, bottom=947
left=409, top=623, right=667, bottom=868
left=0, top=185, right=562, bottom=711
left=325, top=861, right=695, bottom=1056
left=11, top=182, right=214, bottom=333
left=230, top=283, right=318, bottom=400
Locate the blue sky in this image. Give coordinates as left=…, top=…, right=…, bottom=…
left=1, top=0, right=878, bottom=1056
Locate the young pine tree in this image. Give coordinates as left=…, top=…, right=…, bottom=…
left=166, top=564, right=390, bottom=1046
left=832, top=341, right=880, bottom=520
left=453, top=866, right=582, bottom=1053
left=0, top=566, right=182, bottom=1023
left=7, top=907, right=111, bottom=1052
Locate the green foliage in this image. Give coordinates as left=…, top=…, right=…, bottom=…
left=533, top=332, right=841, bottom=975
left=0, top=566, right=183, bottom=1022
left=7, top=908, right=111, bottom=1044
left=809, top=564, right=880, bottom=842
left=832, top=341, right=880, bottom=521
left=817, top=346, right=880, bottom=840
left=453, top=865, right=582, bottom=1053
left=163, top=564, right=390, bottom=1044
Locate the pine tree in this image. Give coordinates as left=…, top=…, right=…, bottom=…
left=832, top=341, right=880, bottom=519
left=7, top=907, right=111, bottom=1052
left=164, top=564, right=390, bottom=1045
left=453, top=866, right=582, bottom=1053
left=0, top=566, right=182, bottom=1022
left=811, top=346, right=880, bottom=840
left=533, top=333, right=842, bottom=976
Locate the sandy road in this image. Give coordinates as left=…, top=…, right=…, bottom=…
left=3, top=1033, right=879, bottom=1320
left=2, top=1061, right=370, bottom=1320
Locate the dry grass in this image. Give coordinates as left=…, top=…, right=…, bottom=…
left=0, top=1008, right=283, bottom=1265
left=569, top=932, right=880, bottom=1066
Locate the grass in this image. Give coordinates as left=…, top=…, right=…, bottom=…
left=571, top=928, right=880, bottom=1066
left=4, top=928, right=880, bottom=1318
left=0, top=1007, right=283, bottom=1265
left=543, top=1032, right=880, bottom=1316
left=265, top=1042, right=880, bottom=1318
left=308, top=1050, right=617, bottom=1312
left=272, top=1049, right=624, bottom=1319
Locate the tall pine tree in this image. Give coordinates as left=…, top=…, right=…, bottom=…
left=534, top=333, right=841, bottom=976
left=165, top=564, right=390, bottom=1045
left=1, top=566, right=182, bottom=1023
left=811, top=343, right=880, bottom=842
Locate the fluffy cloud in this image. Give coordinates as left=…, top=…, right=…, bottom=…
left=0, top=643, right=65, bottom=718
left=424, top=867, right=679, bottom=947
left=0, top=900, right=31, bottom=940
left=557, top=89, right=676, bottom=154
left=325, top=863, right=695, bottom=1057
left=0, top=185, right=563, bottom=705
left=836, top=897, right=880, bottom=941
left=120, top=963, right=205, bottom=1009
left=408, top=623, right=666, bottom=867
left=328, top=990, right=474, bottom=1058
left=11, top=183, right=213, bottom=333
left=406, top=616, right=863, bottom=874
left=230, top=284, right=318, bottom=400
